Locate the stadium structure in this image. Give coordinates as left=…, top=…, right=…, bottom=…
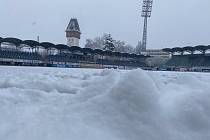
left=0, top=37, right=149, bottom=69
left=0, top=18, right=150, bottom=69
left=162, top=45, right=210, bottom=71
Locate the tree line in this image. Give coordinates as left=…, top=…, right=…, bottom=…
left=85, top=34, right=143, bottom=54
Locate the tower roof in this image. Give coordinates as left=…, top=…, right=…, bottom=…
left=66, top=18, right=81, bottom=33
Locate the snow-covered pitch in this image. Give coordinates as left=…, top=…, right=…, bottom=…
left=0, top=66, right=210, bottom=140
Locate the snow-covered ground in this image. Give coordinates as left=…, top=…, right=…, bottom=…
left=0, top=66, right=210, bottom=140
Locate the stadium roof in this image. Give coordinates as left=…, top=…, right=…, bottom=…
left=0, top=37, right=149, bottom=59
left=2, top=37, right=22, bottom=46
left=163, top=45, right=210, bottom=54
left=40, top=42, right=55, bottom=49
left=22, top=40, right=39, bottom=48
left=56, top=44, right=69, bottom=50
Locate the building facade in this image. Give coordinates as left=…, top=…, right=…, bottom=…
left=141, top=49, right=171, bottom=67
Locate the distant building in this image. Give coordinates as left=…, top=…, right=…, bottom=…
left=141, top=49, right=171, bottom=67
left=66, top=18, right=81, bottom=47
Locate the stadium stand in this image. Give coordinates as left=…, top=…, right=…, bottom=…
left=0, top=50, right=42, bottom=60
left=0, top=37, right=148, bottom=69
left=165, top=55, right=210, bottom=67
left=163, top=45, right=210, bottom=68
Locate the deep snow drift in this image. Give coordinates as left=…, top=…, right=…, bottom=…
left=0, top=66, right=210, bottom=140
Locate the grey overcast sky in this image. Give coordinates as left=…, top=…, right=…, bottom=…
left=0, top=0, right=210, bottom=49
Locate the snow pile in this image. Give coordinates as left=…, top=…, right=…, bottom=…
left=0, top=66, right=210, bottom=140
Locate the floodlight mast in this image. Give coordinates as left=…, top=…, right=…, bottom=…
left=141, top=0, right=153, bottom=51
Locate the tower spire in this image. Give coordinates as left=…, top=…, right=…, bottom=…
left=66, top=18, right=81, bottom=47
